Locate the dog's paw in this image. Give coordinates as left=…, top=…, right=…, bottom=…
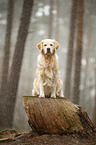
left=51, top=92, right=56, bottom=98
left=32, top=89, right=38, bottom=96
left=32, top=89, right=34, bottom=96
left=60, top=95, right=65, bottom=97
left=51, top=95, right=56, bottom=98
left=39, top=95, right=45, bottom=98
left=59, top=90, right=64, bottom=97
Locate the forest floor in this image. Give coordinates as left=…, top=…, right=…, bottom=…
left=0, top=129, right=96, bottom=145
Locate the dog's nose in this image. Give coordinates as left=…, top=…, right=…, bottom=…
left=47, top=48, right=50, bottom=53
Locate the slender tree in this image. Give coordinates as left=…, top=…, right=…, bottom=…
left=0, top=0, right=14, bottom=128
left=93, top=63, right=96, bottom=124
left=4, top=0, right=34, bottom=128
left=55, top=0, right=60, bottom=41
left=64, top=0, right=77, bottom=99
left=73, top=0, right=84, bottom=104
left=92, top=1, right=96, bottom=125
left=48, top=0, right=53, bottom=39
left=83, top=4, right=91, bottom=102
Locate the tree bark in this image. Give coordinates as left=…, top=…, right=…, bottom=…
left=64, top=0, right=77, bottom=99
left=3, top=0, right=34, bottom=128
left=0, top=0, right=14, bottom=128
left=23, top=96, right=96, bottom=135
left=73, top=0, right=84, bottom=104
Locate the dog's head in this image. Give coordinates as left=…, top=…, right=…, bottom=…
left=37, top=39, right=59, bottom=55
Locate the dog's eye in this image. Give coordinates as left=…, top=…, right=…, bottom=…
left=44, top=44, right=47, bottom=46
left=50, top=44, right=53, bottom=46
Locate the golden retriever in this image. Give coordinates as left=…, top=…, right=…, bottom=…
left=32, top=39, right=64, bottom=98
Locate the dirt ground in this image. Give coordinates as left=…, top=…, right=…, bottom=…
left=0, top=130, right=96, bottom=145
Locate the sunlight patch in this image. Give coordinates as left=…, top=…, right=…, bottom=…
left=35, top=5, right=51, bottom=17
left=0, top=20, right=7, bottom=25
left=38, top=3, right=43, bottom=7
left=44, top=5, right=50, bottom=16
left=82, top=58, right=86, bottom=66
left=89, top=58, right=95, bottom=63
left=38, top=30, right=45, bottom=35
left=35, top=8, right=43, bottom=17
left=52, top=10, right=57, bottom=15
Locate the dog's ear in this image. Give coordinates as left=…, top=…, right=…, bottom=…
left=53, top=40, right=60, bottom=50
left=37, top=41, right=43, bottom=50
left=37, top=42, right=42, bottom=50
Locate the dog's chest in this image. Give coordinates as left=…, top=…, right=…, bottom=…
left=42, top=59, right=56, bottom=78
left=42, top=63, right=58, bottom=87
left=37, top=54, right=59, bottom=85
left=44, top=66, right=54, bottom=79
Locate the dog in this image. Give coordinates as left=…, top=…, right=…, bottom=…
left=32, top=39, right=64, bottom=98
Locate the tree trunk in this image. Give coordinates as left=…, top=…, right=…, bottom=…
left=64, top=0, right=77, bottom=99
left=23, top=96, right=96, bottom=135
left=48, top=0, right=53, bottom=39
left=93, top=63, right=96, bottom=124
left=73, top=0, right=84, bottom=104
left=82, top=9, right=91, bottom=102
left=3, top=0, right=34, bottom=128
left=55, top=0, right=60, bottom=41
left=0, top=0, right=14, bottom=128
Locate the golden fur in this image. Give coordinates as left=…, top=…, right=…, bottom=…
left=32, top=39, right=64, bottom=98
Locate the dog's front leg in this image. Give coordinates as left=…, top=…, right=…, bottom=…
left=39, top=82, right=45, bottom=98
left=51, top=87, right=56, bottom=98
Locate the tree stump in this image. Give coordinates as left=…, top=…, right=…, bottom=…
left=23, top=96, right=96, bottom=135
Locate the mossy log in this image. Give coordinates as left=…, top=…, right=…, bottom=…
left=23, top=96, right=96, bottom=135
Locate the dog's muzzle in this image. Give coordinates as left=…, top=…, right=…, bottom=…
left=47, top=48, right=50, bottom=54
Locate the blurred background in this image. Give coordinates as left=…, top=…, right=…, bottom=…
left=0, top=0, right=96, bottom=130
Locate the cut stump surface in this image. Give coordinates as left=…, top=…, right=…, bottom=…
left=23, top=96, right=96, bottom=135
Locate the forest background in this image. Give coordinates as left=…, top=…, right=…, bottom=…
left=0, top=0, right=96, bottom=130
